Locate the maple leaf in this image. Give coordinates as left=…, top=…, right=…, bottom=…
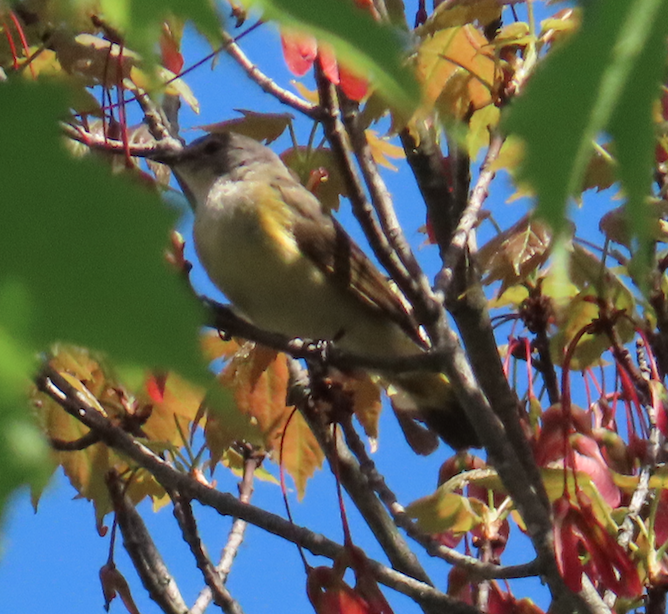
left=281, top=146, right=350, bottom=212
left=218, top=342, right=323, bottom=498
left=365, top=130, right=404, bottom=171
left=416, top=24, right=496, bottom=120
left=200, top=109, right=294, bottom=145
left=307, top=545, right=394, bottom=614
left=34, top=346, right=166, bottom=525
left=140, top=372, right=206, bottom=447
left=503, top=0, right=668, bottom=258
left=478, top=214, right=552, bottom=294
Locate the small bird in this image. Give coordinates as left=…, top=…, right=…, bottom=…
left=169, top=131, right=479, bottom=450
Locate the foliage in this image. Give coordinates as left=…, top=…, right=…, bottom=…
left=3, top=0, right=668, bottom=613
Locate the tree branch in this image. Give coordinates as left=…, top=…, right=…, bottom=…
left=314, top=65, right=416, bottom=299
left=35, top=364, right=480, bottom=614
left=222, top=31, right=322, bottom=120
left=191, top=448, right=262, bottom=614
left=287, top=360, right=438, bottom=593
left=106, top=471, right=188, bottom=614
left=171, top=490, right=244, bottom=614
left=440, top=132, right=504, bottom=289
left=338, top=96, right=437, bottom=327
left=339, top=416, right=540, bottom=580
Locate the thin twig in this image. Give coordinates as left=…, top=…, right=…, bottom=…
left=286, top=360, right=437, bottom=592
left=603, top=401, right=662, bottom=608
left=61, top=123, right=182, bottom=159
left=339, top=416, right=540, bottom=580
left=440, top=132, right=505, bottom=290
left=106, top=470, right=188, bottom=614
left=314, top=65, right=416, bottom=298
left=222, top=31, right=321, bottom=120
left=133, top=87, right=179, bottom=142
left=172, top=490, right=244, bottom=614
left=49, top=430, right=100, bottom=451
left=338, top=96, right=442, bottom=332
left=191, top=449, right=262, bottom=614
left=412, top=322, right=591, bottom=614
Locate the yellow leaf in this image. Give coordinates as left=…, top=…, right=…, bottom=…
left=478, top=214, right=552, bottom=294
left=418, top=0, right=502, bottom=34
left=141, top=372, right=206, bottom=445
left=200, top=331, right=244, bottom=362
left=541, top=467, right=616, bottom=531
left=281, top=146, right=349, bottom=212
left=365, top=129, right=404, bottom=171
left=291, top=80, right=320, bottom=104
left=466, top=104, right=500, bottom=158
left=219, top=344, right=324, bottom=497
left=199, top=109, right=294, bottom=144
left=417, top=25, right=496, bottom=119
left=347, top=372, right=382, bottom=440
left=406, top=490, right=485, bottom=534
left=34, top=346, right=167, bottom=524
left=279, top=410, right=323, bottom=499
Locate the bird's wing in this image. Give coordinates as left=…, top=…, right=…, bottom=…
left=278, top=182, right=424, bottom=346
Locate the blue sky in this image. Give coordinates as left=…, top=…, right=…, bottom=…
left=0, top=3, right=589, bottom=613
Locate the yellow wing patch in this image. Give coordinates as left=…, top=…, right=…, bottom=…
left=252, top=182, right=301, bottom=264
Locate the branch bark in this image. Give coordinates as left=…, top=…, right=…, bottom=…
left=106, top=471, right=188, bottom=614
left=36, top=364, right=480, bottom=614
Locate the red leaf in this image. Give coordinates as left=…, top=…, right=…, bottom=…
left=571, top=435, right=620, bottom=508
left=339, top=64, right=368, bottom=101
left=145, top=372, right=167, bottom=403
left=553, top=494, right=643, bottom=599
left=318, top=45, right=340, bottom=85
left=99, top=563, right=141, bottom=614
left=307, top=546, right=394, bottom=614
left=307, top=567, right=371, bottom=614
left=281, top=31, right=318, bottom=76
left=655, top=490, right=668, bottom=546
left=553, top=497, right=586, bottom=593
left=160, top=24, right=184, bottom=75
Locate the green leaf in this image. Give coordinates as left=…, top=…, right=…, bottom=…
left=0, top=80, right=204, bottom=379
left=503, top=0, right=668, bottom=241
left=99, top=0, right=223, bottom=59
left=405, top=489, right=484, bottom=534
left=252, top=0, right=419, bottom=111
left=0, top=323, right=52, bottom=519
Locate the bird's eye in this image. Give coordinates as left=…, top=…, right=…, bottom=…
left=202, top=140, right=221, bottom=156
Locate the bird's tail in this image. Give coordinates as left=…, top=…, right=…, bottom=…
left=389, top=371, right=480, bottom=451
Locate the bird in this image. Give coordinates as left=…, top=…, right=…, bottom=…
left=167, top=131, right=479, bottom=450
